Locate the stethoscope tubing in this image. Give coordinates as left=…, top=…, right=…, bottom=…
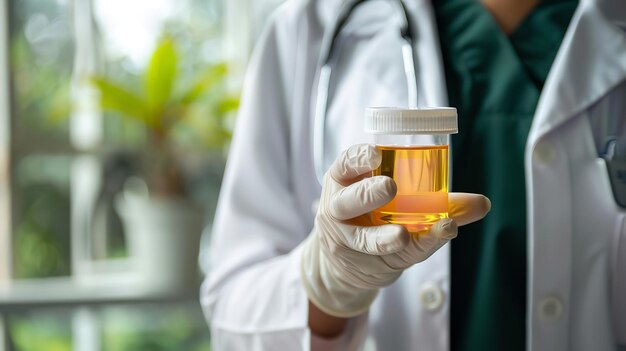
left=313, top=0, right=418, bottom=184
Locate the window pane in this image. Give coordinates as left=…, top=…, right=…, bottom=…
left=7, top=309, right=73, bottom=351
left=12, top=155, right=71, bottom=278
left=101, top=302, right=211, bottom=351
left=9, top=0, right=73, bottom=142
left=9, top=0, right=73, bottom=279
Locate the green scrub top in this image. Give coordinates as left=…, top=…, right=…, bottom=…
left=433, top=0, right=578, bottom=350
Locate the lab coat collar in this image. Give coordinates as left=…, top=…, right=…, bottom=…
left=316, top=0, right=408, bottom=37
left=529, top=0, right=626, bottom=142
left=315, top=0, right=344, bottom=30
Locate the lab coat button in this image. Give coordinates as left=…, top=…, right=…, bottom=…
left=420, top=283, right=443, bottom=311
left=534, top=140, right=556, bottom=165
left=539, top=296, right=563, bottom=322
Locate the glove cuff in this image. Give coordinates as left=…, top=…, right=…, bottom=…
left=300, top=233, right=378, bottom=318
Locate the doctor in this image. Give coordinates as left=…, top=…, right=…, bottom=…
left=201, top=0, right=626, bottom=350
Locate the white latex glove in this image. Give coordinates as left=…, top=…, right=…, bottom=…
left=301, top=144, right=489, bottom=318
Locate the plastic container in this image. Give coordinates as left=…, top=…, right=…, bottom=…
left=365, top=107, right=458, bottom=234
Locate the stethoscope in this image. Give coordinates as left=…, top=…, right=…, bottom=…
left=313, top=0, right=419, bottom=184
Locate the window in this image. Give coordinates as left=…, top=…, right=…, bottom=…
left=0, top=0, right=285, bottom=350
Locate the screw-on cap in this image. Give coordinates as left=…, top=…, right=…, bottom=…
left=364, top=107, right=458, bottom=135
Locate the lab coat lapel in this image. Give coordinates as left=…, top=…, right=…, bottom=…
left=526, top=4, right=626, bottom=348
left=528, top=0, right=626, bottom=145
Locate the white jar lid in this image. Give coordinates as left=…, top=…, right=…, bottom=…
left=364, top=107, right=458, bottom=135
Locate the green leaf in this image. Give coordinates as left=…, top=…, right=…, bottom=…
left=145, top=38, right=178, bottom=113
left=90, top=77, right=149, bottom=125
left=179, top=63, right=228, bottom=106
left=218, top=96, right=240, bottom=114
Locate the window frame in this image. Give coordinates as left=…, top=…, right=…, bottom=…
left=0, top=0, right=11, bottom=284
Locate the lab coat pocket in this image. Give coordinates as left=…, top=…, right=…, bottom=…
left=611, top=212, right=626, bottom=345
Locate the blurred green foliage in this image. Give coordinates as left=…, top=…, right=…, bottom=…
left=10, top=313, right=72, bottom=351
left=14, top=183, right=71, bottom=278
left=11, top=37, right=72, bottom=131
left=9, top=1, right=73, bottom=137
left=13, top=155, right=72, bottom=278
left=91, top=37, right=239, bottom=151
left=102, top=304, right=211, bottom=351
left=8, top=304, right=211, bottom=351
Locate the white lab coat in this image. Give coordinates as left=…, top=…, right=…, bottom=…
left=201, top=0, right=626, bottom=350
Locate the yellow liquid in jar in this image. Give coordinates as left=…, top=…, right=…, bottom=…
left=372, top=145, right=449, bottom=234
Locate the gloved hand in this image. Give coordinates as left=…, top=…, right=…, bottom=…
left=300, top=144, right=490, bottom=318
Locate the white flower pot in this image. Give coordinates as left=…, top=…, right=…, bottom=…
left=115, top=191, right=205, bottom=296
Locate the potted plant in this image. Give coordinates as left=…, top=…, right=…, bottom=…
left=90, top=37, right=238, bottom=294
